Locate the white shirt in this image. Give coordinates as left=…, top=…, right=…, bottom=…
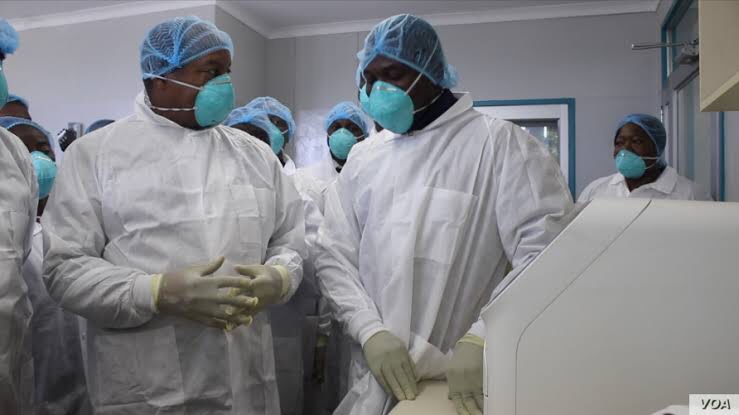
left=578, top=166, right=712, bottom=202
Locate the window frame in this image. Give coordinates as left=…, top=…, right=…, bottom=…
left=474, top=98, right=576, bottom=197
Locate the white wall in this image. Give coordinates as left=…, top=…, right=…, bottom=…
left=5, top=5, right=266, bottom=134
left=214, top=7, right=267, bottom=106
left=266, top=12, right=660, bottom=195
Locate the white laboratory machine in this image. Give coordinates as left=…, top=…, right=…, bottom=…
left=483, top=198, right=739, bottom=414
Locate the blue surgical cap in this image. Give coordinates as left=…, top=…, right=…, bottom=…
left=616, top=113, right=667, bottom=157
left=6, top=94, right=28, bottom=109
left=244, top=97, right=296, bottom=141
left=0, top=116, right=52, bottom=145
left=324, top=101, right=370, bottom=136
left=85, top=119, right=115, bottom=134
left=140, top=16, right=234, bottom=79
left=357, top=14, right=458, bottom=89
left=224, top=106, right=273, bottom=133
left=0, top=19, right=19, bottom=56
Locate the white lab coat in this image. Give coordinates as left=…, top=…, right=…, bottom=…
left=271, top=156, right=327, bottom=415
left=301, top=154, right=339, bottom=186
left=21, top=223, right=91, bottom=414
left=577, top=166, right=713, bottom=202
left=0, top=127, right=37, bottom=414
left=42, top=92, right=306, bottom=415
left=315, top=92, right=574, bottom=414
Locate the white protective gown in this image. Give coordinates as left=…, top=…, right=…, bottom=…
left=272, top=156, right=327, bottom=415
left=315, top=93, right=574, bottom=415
left=300, top=154, right=339, bottom=186
left=577, top=166, right=713, bottom=202
left=0, top=127, right=37, bottom=414
left=22, top=223, right=91, bottom=415
left=42, top=92, right=306, bottom=415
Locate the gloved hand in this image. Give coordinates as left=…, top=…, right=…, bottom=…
left=446, top=334, right=485, bottom=415
left=234, top=264, right=291, bottom=314
left=312, top=334, right=329, bottom=384
left=153, top=256, right=258, bottom=330
left=363, top=330, right=418, bottom=401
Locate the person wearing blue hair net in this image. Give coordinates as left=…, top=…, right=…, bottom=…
left=240, top=96, right=296, bottom=166
left=0, top=93, right=31, bottom=119
left=0, top=116, right=55, bottom=215
left=315, top=14, right=573, bottom=415
left=325, top=101, right=370, bottom=174
left=0, top=17, right=38, bottom=414
left=225, top=107, right=286, bottom=154
left=42, top=16, right=306, bottom=414
left=225, top=106, right=329, bottom=415
left=579, top=114, right=711, bottom=202
left=0, top=116, right=92, bottom=414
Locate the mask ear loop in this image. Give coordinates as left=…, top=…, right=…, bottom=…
left=642, top=156, right=662, bottom=171
left=406, top=40, right=444, bottom=114
left=405, top=40, right=439, bottom=96
left=143, top=73, right=202, bottom=112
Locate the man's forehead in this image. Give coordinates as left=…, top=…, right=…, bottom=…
left=619, top=123, right=648, bottom=136
left=11, top=124, right=44, bottom=137
left=188, top=50, right=231, bottom=67
left=367, top=55, right=413, bottom=72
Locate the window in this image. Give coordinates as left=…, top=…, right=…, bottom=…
left=474, top=99, right=576, bottom=196
left=661, top=0, right=725, bottom=200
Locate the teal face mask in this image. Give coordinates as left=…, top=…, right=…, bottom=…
left=266, top=123, right=285, bottom=155
left=31, top=151, right=57, bottom=199
left=146, top=73, right=235, bottom=128
left=328, top=128, right=360, bottom=160
left=0, top=62, right=8, bottom=106
left=615, top=149, right=659, bottom=179
left=360, top=81, right=415, bottom=134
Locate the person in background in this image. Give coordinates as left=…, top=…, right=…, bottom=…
left=225, top=107, right=282, bottom=149
left=0, top=17, right=37, bottom=414
left=0, top=116, right=93, bottom=414
left=0, top=93, right=31, bottom=119
left=315, top=14, right=573, bottom=415
left=0, top=117, right=53, bottom=159
left=224, top=106, right=329, bottom=415
left=0, top=117, right=56, bottom=217
left=578, top=114, right=712, bottom=202
left=312, top=101, right=371, bottom=411
left=242, top=96, right=296, bottom=167
left=42, top=16, right=305, bottom=414
left=325, top=101, right=370, bottom=174
left=84, top=118, right=115, bottom=135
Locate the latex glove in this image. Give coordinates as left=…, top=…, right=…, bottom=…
left=153, top=256, right=257, bottom=330
left=446, top=334, right=484, bottom=415
left=363, top=330, right=418, bottom=401
left=234, top=264, right=291, bottom=314
left=312, top=334, right=329, bottom=384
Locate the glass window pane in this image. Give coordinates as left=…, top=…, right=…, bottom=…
left=511, top=119, right=560, bottom=163
left=671, top=0, right=698, bottom=67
